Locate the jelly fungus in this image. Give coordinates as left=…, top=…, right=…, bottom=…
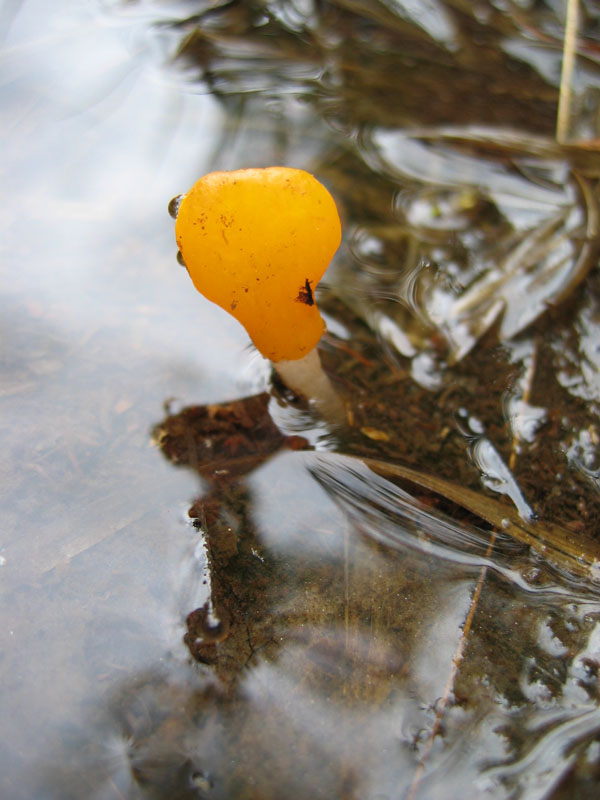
left=173, top=167, right=345, bottom=421
left=174, top=167, right=341, bottom=362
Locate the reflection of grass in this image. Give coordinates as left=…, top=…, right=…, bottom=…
left=163, top=0, right=600, bottom=593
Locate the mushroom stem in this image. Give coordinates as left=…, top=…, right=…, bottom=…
left=273, top=348, right=346, bottom=424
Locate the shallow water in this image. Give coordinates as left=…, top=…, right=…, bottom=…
left=2, top=1, right=600, bottom=798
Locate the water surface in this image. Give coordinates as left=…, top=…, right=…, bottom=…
left=2, top=1, right=600, bottom=798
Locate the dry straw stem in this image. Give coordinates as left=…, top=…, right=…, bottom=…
left=556, top=0, right=580, bottom=143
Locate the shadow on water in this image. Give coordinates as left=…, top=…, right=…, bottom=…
left=3, top=0, right=600, bottom=799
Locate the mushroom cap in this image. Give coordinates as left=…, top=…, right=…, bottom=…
left=175, top=167, right=341, bottom=362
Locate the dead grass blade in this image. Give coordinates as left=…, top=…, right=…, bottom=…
left=361, top=454, right=600, bottom=581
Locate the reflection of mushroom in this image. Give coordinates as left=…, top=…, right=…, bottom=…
left=171, top=167, right=345, bottom=422
left=153, top=392, right=311, bottom=677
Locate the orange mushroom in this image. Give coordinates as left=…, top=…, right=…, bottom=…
left=172, top=167, right=345, bottom=421
left=174, top=167, right=341, bottom=362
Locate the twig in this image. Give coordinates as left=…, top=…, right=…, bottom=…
left=404, top=340, right=539, bottom=800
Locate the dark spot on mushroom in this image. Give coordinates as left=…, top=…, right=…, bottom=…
left=296, top=278, right=314, bottom=306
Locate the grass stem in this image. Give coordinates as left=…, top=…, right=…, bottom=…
left=556, top=0, right=580, bottom=143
